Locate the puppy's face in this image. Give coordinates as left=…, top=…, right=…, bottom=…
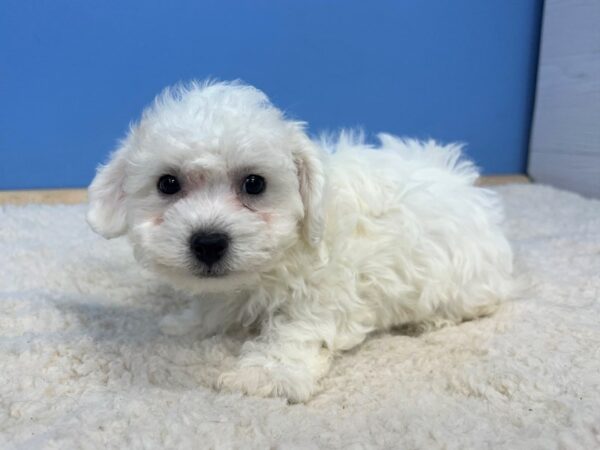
left=87, top=82, right=324, bottom=292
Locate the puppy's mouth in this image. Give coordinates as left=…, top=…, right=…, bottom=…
left=190, top=261, right=236, bottom=279
left=195, top=268, right=229, bottom=278
left=192, top=267, right=258, bottom=287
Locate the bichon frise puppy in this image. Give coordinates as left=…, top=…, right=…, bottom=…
left=87, top=80, right=513, bottom=402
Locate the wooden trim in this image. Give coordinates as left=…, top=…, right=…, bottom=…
left=0, top=189, right=88, bottom=205
left=475, top=175, right=530, bottom=186
left=0, top=175, right=530, bottom=205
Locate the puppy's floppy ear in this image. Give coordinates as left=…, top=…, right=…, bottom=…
left=293, top=133, right=326, bottom=247
left=86, top=139, right=131, bottom=239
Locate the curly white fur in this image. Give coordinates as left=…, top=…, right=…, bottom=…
left=87, top=80, right=513, bottom=402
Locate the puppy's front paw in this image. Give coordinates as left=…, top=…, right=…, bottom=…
left=217, top=364, right=315, bottom=403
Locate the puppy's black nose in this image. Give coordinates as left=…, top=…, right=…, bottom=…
left=190, top=232, right=229, bottom=266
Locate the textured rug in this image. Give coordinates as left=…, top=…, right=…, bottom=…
left=1, top=184, right=599, bottom=449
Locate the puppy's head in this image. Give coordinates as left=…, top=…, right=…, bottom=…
left=87, top=81, right=324, bottom=292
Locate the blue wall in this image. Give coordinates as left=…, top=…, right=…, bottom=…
left=0, top=0, right=543, bottom=189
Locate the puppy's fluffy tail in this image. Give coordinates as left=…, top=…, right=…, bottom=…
left=317, top=130, right=480, bottom=185
left=376, top=133, right=480, bottom=184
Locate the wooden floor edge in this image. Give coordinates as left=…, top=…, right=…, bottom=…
left=475, top=174, right=531, bottom=186
left=0, top=188, right=89, bottom=205
left=0, top=175, right=531, bottom=205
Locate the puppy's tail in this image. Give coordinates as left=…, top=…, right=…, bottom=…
left=376, top=133, right=480, bottom=184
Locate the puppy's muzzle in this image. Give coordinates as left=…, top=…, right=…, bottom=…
left=190, top=232, right=229, bottom=267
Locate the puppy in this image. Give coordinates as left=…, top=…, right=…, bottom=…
left=87, top=80, right=513, bottom=402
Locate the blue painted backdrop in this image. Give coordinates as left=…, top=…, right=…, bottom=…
left=0, top=0, right=543, bottom=189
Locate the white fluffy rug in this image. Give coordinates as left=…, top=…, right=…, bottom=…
left=1, top=184, right=599, bottom=449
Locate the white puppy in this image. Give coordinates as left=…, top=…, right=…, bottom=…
left=87, top=80, right=513, bottom=402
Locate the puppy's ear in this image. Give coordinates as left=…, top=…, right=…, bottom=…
left=294, top=133, right=326, bottom=247
left=86, top=140, right=131, bottom=239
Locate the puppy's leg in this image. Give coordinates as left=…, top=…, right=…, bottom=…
left=160, top=295, right=242, bottom=338
left=217, top=319, right=332, bottom=402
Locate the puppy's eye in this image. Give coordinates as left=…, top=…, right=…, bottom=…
left=157, top=174, right=181, bottom=195
left=242, top=174, right=266, bottom=195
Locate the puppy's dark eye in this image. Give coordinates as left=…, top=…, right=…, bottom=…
left=157, top=174, right=181, bottom=195
left=242, top=174, right=266, bottom=195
